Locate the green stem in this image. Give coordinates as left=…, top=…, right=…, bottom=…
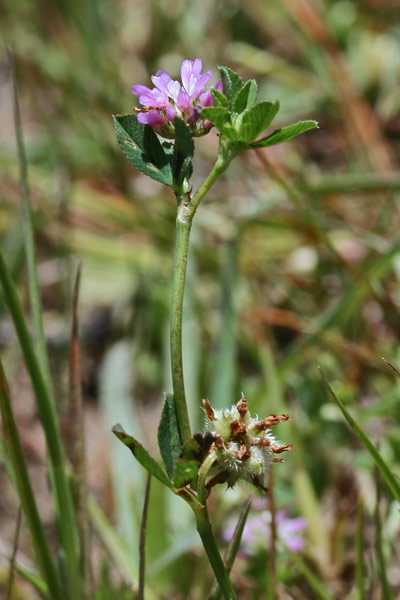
left=208, top=496, right=252, bottom=600
left=188, top=141, right=237, bottom=220
left=170, top=214, right=192, bottom=443
left=170, top=144, right=236, bottom=444
left=195, top=507, right=238, bottom=600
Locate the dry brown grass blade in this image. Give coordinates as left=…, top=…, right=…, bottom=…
left=244, top=305, right=387, bottom=368
left=68, top=264, right=92, bottom=598
left=282, top=0, right=395, bottom=172
left=254, top=150, right=400, bottom=332
left=382, top=358, right=400, bottom=379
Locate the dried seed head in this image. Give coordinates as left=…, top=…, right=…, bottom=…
left=203, top=395, right=291, bottom=491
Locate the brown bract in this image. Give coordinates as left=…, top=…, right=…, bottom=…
left=230, top=420, right=247, bottom=436
left=254, top=413, right=290, bottom=431
left=202, top=398, right=216, bottom=421
left=236, top=442, right=251, bottom=461
left=236, top=396, right=248, bottom=418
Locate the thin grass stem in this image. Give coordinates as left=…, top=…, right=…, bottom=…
left=6, top=505, right=22, bottom=600
left=0, top=359, right=63, bottom=600
left=374, top=472, right=394, bottom=600
left=68, top=265, right=91, bottom=598
left=356, top=495, right=366, bottom=600
left=319, top=367, right=400, bottom=503
left=138, top=473, right=152, bottom=600
left=8, top=48, right=53, bottom=393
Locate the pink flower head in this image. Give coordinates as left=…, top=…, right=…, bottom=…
left=131, top=59, right=220, bottom=138
left=223, top=505, right=307, bottom=556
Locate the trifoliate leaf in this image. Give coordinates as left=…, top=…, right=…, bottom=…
left=113, top=114, right=173, bottom=186
left=250, top=120, right=319, bottom=148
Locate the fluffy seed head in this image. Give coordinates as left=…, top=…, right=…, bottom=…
left=203, top=396, right=291, bottom=491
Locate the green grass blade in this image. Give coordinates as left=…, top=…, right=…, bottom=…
left=8, top=48, right=53, bottom=392
left=0, top=359, right=63, bottom=600
left=138, top=474, right=151, bottom=600
left=68, top=266, right=91, bottom=598
left=6, top=505, right=22, bottom=600
left=319, top=368, right=400, bottom=503
left=210, top=237, right=238, bottom=409
left=0, top=215, right=24, bottom=314
left=0, top=436, right=15, bottom=485
left=0, top=250, right=81, bottom=598
left=16, top=564, right=49, bottom=597
left=99, top=341, right=144, bottom=560
left=292, top=555, right=334, bottom=600
left=280, top=236, right=400, bottom=375
left=88, top=496, right=138, bottom=588
left=374, top=474, right=395, bottom=600
left=356, top=496, right=366, bottom=600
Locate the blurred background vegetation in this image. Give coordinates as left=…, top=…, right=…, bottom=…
left=1, top=0, right=400, bottom=598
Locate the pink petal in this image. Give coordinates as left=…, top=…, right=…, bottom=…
left=285, top=537, right=305, bottom=552
left=151, top=70, right=172, bottom=94
left=181, top=59, right=196, bottom=93
left=165, top=104, right=176, bottom=121
left=198, top=91, right=213, bottom=108
left=137, top=110, right=166, bottom=126
left=192, top=58, right=203, bottom=77
left=191, top=71, right=212, bottom=98
left=131, top=83, right=152, bottom=97
left=282, top=517, right=307, bottom=533
left=177, top=90, right=191, bottom=111
left=166, top=80, right=181, bottom=102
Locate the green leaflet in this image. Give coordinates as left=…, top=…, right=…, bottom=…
left=157, top=393, right=182, bottom=479
left=201, top=107, right=231, bottom=131
left=211, top=88, right=228, bottom=108
left=219, top=66, right=243, bottom=106
left=112, top=424, right=172, bottom=489
left=250, top=120, right=319, bottom=148
left=113, top=114, right=173, bottom=186
left=235, top=101, right=280, bottom=143
left=233, top=79, right=257, bottom=114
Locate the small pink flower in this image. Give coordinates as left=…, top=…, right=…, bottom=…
left=131, top=59, right=221, bottom=137
left=223, top=505, right=306, bottom=555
